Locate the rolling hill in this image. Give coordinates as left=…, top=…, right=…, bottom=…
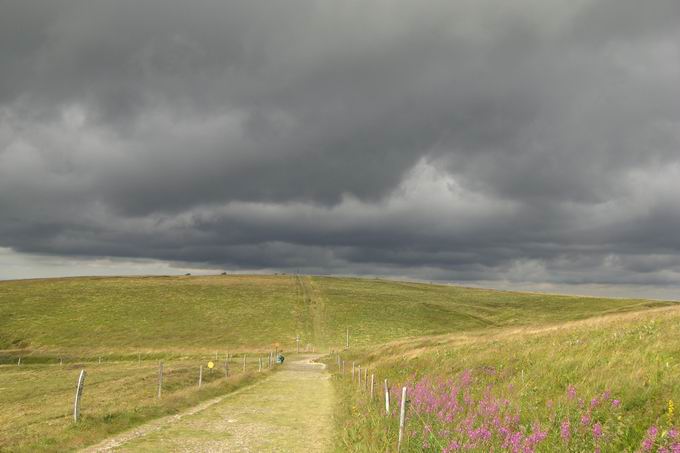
left=0, top=274, right=671, bottom=355
left=0, top=274, right=675, bottom=451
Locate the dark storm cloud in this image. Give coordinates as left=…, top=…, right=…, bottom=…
left=1, top=0, right=680, bottom=288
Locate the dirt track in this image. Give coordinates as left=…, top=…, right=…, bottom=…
left=82, top=355, right=334, bottom=453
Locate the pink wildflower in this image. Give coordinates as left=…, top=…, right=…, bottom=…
left=560, top=419, right=571, bottom=441
left=567, top=385, right=577, bottom=400
left=593, top=422, right=603, bottom=439
left=506, top=432, right=522, bottom=452
left=460, top=370, right=473, bottom=386
left=641, top=426, right=659, bottom=452
left=526, top=423, right=548, bottom=448
left=444, top=440, right=461, bottom=452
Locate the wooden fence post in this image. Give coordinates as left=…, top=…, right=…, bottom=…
left=259, top=357, right=262, bottom=372
left=364, top=368, right=368, bottom=389
left=352, top=361, right=355, bottom=379
left=17, top=357, right=21, bottom=366
left=370, top=374, right=375, bottom=400
left=358, top=365, right=361, bottom=386
left=243, top=355, right=246, bottom=373
left=198, top=365, right=203, bottom=388
left=98, top=356, right=102, bottom=364
left=397, top=387, right=408, bottom=451
left=224, top=359, right=229, bottom=377
left=157, top=361, right=164, bottom=399
left=384, top=379, right=390, bottom=414
left=73, top=369, right=86, bottom=422
left=342, top=360, right=345, bottom=373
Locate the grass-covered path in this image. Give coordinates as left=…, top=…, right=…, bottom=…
left=83, top=355, right=335, bottom=452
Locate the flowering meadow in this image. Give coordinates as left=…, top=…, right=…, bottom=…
left=332, top=307, right=680, bottom=452
left=385, top=372, right=679, bottom=452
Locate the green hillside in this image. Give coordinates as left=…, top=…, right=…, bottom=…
left=333, top=306, right=680, bottom=452
left=0, top=274, right=676, bottom=451
left=0, top=275, right=671, bottom=355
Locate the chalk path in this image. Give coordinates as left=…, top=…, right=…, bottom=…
left=82, top=356, right=334, bottom=453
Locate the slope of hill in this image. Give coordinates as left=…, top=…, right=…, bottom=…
left=332, top=306, right=680, bottom=452
left=0, top=274, right=675, bottom=451
left=0, top=274, right=671, bottom=355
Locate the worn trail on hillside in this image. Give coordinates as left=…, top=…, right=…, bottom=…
left=296, top=275, right=328, bottom=348
left=83, top=356, right=334, bottom=453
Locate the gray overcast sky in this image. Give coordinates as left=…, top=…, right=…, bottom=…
left=1, top=0, right=680, bottom=299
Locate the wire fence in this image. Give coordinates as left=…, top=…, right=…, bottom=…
left=331, top=351, right=680, bottom=453
left=1, top=350, right=283, bottom=422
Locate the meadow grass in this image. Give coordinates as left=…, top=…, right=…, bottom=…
left=1, top=274, right=675, bottom=451
left=330, top=306, right=680, bottom=452
left=313, top=276, right=672, bottom=348
left=0, top=275, right=302, bottom=353
left=1, top=275, right=669, bottom=354
left=0, top=356, right=272, bottom=452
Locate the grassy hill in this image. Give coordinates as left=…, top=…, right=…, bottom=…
left=0, top=274, right=675, bottom=451
left=0, top=274, right=671, bottom=355
left=332, top=306, right=680, bottom=452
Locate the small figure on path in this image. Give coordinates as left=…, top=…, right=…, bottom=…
left=276, top=354, right=285, bottom=364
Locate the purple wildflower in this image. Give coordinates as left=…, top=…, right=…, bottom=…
left=443, top=440, right=461, bottom=452
left=641, top=426, right=659, bottom=452
left=561, top=419, right=571, bottom=441
left=567, top=385, right=577, bottom=400
left=593, top=422, right=603, bottom=439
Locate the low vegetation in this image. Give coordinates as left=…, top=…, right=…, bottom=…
left=0, top=275, right=669, bottom=353
left=0, top=355, right=270, bottom=452
left=332, top=306, right=680, bottom=452
left=0, top=274, right=675, bottom=451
